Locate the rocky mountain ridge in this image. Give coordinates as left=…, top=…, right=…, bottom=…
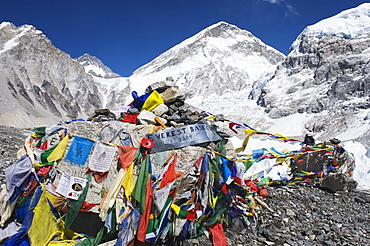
left=251, top=3, right=370, bottom=147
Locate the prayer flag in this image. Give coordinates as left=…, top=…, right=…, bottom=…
left=88, top=142, right=117, bottom=173
left=118, top=146, right=138, bottom=170
left=47, top=135, right=70, bottom=163
left=208, top=222, right=228, bottom=246
left=132, top=156, right=151, bottom=213
left=64, top=175, right=91, bottom=229
left=64, top=136, right=94, bottom=167
left=142, top=90, right=164, bottom=111
left=159, top=154, right=177, bottom=189
left=122, top=163, right=135, bottom=198
left=136, top=175, right=153, bottom=242
left=28, top=185, right=61, bottom=246
left=220, top=156, right=233, bottom=185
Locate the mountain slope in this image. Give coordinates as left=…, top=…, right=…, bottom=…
left=0, top=22, right=103, bottom=127
left=250, top=3, right=370, bottom=147
left=76, top=53, right=131, bottom=110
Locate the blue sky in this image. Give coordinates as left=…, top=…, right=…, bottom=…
left=0, top=0, right=368, bottom=77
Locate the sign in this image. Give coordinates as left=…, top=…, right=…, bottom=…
left=146, top=124, right=221, bottom=153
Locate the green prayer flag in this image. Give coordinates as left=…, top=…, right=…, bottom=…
left=132, top=156, right=150, bottom=213
left=65, top=175, right=91, bottom=229
left=244, top=160, right=254, bottom=171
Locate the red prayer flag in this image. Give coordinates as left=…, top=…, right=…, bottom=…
left=208, top=222, right=228, bottom=246
left=136, top=176, right=153, bottom=242
left=118, top=146, right=138, bottom=170
left=159, top=154, right=178, bottom=189
left=122, top=113, right=139, bottom=124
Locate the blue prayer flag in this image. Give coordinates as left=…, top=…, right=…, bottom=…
left=64, top=136, right=94, bottom=167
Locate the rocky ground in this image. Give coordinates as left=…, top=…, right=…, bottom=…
left=1, top=125, right=369, bottom=246
left=224, top=185, right=370, bottom=246
left=0, top=125, right=31, bottom=185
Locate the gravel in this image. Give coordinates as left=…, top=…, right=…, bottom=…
left=0, top=125, right=31, bottom=185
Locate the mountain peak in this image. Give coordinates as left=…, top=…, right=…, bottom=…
left=0, top=21, right=15, bottom=29
left=205, top=21, right=239, bottom=31
left=130, top=21, right=285, bottom=98
left=76, top=53, right=121, bottom=79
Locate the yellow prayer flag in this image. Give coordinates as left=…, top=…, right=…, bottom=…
left=171, top=203, right=181, bottom=215
left=235, top=129, right=257, bottom=153
left=301, top=170, right=315, bottom=175
left=47, top=135, right=70, bottom=163
left=122, top=163, right=135, bottom=198
left=212, top=197, right=218, bottom=208
left=142, top=90, right=164, bottom=111
left=28, top=186, right=61, bottom=246
left=48, top=240, right=77, bottom=245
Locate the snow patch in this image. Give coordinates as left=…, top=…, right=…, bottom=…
left=291, top=3, right=370, bottom=52
left=342, top=141, right=370, bottom=190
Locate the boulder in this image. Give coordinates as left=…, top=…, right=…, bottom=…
left=144, top=80, right=175, bottom=94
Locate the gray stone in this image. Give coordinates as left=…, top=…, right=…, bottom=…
left=152, top=103, right=168, bottom=117
left=160, top=86, right=185, bottom=103
left=286, top=209, right=295, bottom=217
left=144, top=80, right=175, bottom=94
left=321, top=173, right=358, bottom=192
left=137, top=110, right=157, bottom=125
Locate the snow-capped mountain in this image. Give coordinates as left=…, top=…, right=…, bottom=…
left=0, top=22, right=103, bottom=127
left=1, top=5, right=370, bottom=146
left=127, top=21, right=285, bottom=98
left=76, top=53, right=121, bottom=79
left=76, top=53, right=131, bottom=110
